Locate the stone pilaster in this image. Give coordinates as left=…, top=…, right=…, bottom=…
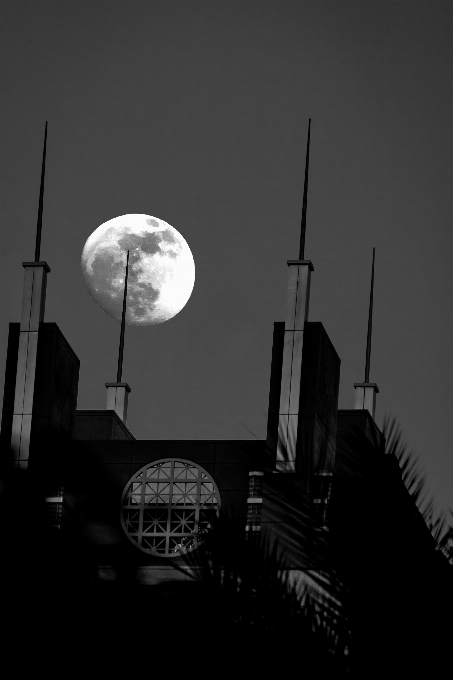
left=105, top=382, right=131, bottom=424
left=11, top=262, right=50, bottom=467
left=354, top=382, right=379, bottom=419
left=276, top=260, right=313, bottom=472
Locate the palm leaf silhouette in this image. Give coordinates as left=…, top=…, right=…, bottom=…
left=383, top=415, right=453, bottom=563
left=181, top=511, right=351, bottom=676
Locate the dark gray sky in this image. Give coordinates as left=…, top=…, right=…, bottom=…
left=1, top=1, right=452, bottom=510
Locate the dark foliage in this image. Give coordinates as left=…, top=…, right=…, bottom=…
left=181, top=513, right=351, bottom=677
left=1, top=415, right=451, bottom=676
left=383, top=415, right=453, bottom=564
left=178, top=417, right=452, bottom=677
left=329, top=416, right=452, bottom=677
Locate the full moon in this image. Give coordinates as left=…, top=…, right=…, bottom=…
left=81, top=214, right=195, bottom=325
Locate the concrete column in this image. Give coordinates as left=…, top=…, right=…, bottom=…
left=11, top=262, right=50, bottom=467
left=105, top=382, right=131, bottom=424
left=354, top=382, right=379, bottom=419
left=276, top=260, right=313, bottom=472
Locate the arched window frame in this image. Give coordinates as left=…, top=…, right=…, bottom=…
left=120, top=458, right=220, bottom=557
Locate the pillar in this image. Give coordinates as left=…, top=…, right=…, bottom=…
left=276, top=260, right=313, bottom=472
left=11, top=261, right=50, bottom=467
left=105, top=382, right=131, bottom=424
left=354, top=382, right=379, bottom=419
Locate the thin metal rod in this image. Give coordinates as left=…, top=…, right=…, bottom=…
left=117, top=250, right=130, bottom=383
left=34, top=121, right=48, bottom=262
left=365, top=247, right=376, bottom=383
left=299, top=118, right=311, bottom=260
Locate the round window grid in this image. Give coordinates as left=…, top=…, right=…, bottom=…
left=120, top=458, right=220, bottom=557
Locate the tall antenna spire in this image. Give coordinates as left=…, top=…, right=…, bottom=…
left=34, top=121, right=48, bottom=262
left=11, top=124, right=51, bottom=467
left=116, top=250, right=130, bottom=383
left=364, top=247, right=376, bottom=382
left=273, top=119, right=315, bottom=473
left=299, top=118, right=311, bottom=260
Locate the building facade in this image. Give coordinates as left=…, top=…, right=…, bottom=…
left=1, top=243, right=393, bottom=592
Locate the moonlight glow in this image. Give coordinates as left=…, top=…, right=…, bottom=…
left=81, top=214, right=195, bottom=325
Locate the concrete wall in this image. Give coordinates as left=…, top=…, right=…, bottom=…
left=335, top=409, right=385, bottom=477
left=0, top=322, right=79, bottom=475
left=297, top=322, right=341, bottom=481
left=266, top=321, right=285, bottom=463
left=265, top=321, right=341, bottom=483
left=63, top=436, right=265, bottom=580
left=32, top=323, right=80, bottom=438
left=74, top=410, right=136, bottom=441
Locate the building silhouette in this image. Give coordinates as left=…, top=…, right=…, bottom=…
left=1, top=124, right=448, bottom=675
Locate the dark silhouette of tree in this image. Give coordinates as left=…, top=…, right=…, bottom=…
left=179, top=416, right=452, bottom=677
left=383, top=415, right=453, bottom=564
left=329, top=416, right=452, bottom=677
left=181, top=513, right=351, bottom=677
left=1, top=415, right=451, bottom=676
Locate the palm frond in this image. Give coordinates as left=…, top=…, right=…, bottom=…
left=383, top=414, right=453, bottom=562
left=180, top=511, right=351, bottom=673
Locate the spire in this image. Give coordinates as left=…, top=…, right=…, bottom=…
left=364, top=247, right=375, bottom=382
left=34, top=121, right=48, bottom=262
left=272, top=118, right=314, bottom=473
left=11, top=124, right=51, bottom=467
left=299, top=118, right=311, bottom=260
left=354, top=247, right=379, bottom=419
left=117, top=249, right=130, bottom=383
left=106, top=250, right=132, bottom=424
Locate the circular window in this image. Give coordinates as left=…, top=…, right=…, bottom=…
left=120, top=459, right=220, bottom=557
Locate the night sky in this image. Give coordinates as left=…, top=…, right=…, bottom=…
left=1, top=1, right=452, bottom=511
